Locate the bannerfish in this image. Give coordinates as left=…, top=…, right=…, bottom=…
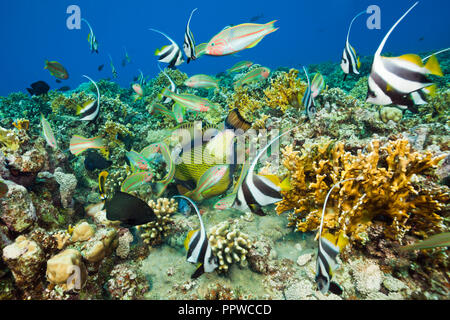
left=77, top=75, right=100, bottom=121
left=175, top=195, right=218, bottom=279
left=214, top=161, right=250, bottom=210
left=205, top=20, right=278, bottom=56
left=184, top=74, right=220, bottom=89
left=108, top=54, right=118, bottom=78
left=234, top=128, right=293, bottom=216
left=150, top=28, right=185, bottom=69
left=157, top=64, right=178, bottom=104
left=69, top=135, right=106, bottom=156
left=98, top=171, right=156, bottom=227
left=340, top=11, right=365, bottom=80
left=44, top=60, right=69, bottom=80
left=315, top=179, right=353, bottom=295
left=302, top=67, right=316, bottom=120
left=366, top=2, right=443, bottom=107
left=227, top=61, right=253, bottom=73
left=183, top=8, right=198, bottom=64
left=138, top=70, right=147, bottom=86
left=84, top=150, right=112, bottom=171
left=122, top=47, right=131, bottom=66
left=82, top=18, right=99, bottom=54
left=98, top=64, right=105, bottom=71
left=40, top=113, right=57, bottom=149
left=26, top=81, right=50, bottom=96
left=233, top=67, right=270, bottom=89
left=158, top=88, right=219, bottom=112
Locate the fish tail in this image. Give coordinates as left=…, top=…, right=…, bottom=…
left=44, top=60, right=48, bottom=69
left=158, top=87, right=171, bottom=101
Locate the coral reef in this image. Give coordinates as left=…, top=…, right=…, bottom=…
left=208, top=219, right=251, bottom=273
left=136, top=198, right=178, bottom=246
left=276, top=138, right=449, bottom=244
left=106, top=263, right=149, bottom=300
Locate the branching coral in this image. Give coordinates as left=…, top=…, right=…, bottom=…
left=226, top=87, right=263, bottom=122
left=136, top=198, right=178, bottom=246
left=276, top=138, right=448, bottom=244
left=264, top=68, right=307, bottom=113
left=208, top=220, right=251, bottom=273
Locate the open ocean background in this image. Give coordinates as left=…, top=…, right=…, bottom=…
left=0, top=0, right=449, bottom=96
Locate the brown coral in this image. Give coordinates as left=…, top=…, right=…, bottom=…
left=227, top=87, right=263, bottom=122
left=276, top=138, right=448, bottom=244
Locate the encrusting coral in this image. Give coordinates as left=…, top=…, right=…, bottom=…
left=226, top=87, right=263, bottom=122
left=136, top=198, right=178, bottom=246
left=208, top=220, right=251, bottom=273
left=276, top=138, right=449, bottom=244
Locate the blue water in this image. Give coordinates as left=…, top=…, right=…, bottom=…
left=0, top=0, right=449, bottom=96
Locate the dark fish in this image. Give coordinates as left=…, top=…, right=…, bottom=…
left=57, top=86, right=71, bottom=92
left=98, top=171, right=156, bottom=227
left=250, top=13, right=264, bottom=22
left=56, top=79, right=62, bottom=84
left=84, top=150, right=112, bottom=171
left=98, top=64, right=104, bottom=71
left=104, top=192, right=156, bottom=227
left=26, top=81, right=50, bottom=96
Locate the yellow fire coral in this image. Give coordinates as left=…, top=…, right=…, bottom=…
left=276, top=138, right=448, bottom=244
left=0, top=126, right=21, bottom=152
left=12, top=119, right=30, bottom=131
left=227, top=87, right=263, bottom=122
left=264, top=68, right=307, bottom=113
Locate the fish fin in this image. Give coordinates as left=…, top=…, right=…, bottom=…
left=98, top=171, right=109, bottom=196
left=258, top=174, right=281, bottom=186
left=249, top=204, right=266, bottom=216
left=329, top=282, right=343, bottom=296
left=357, top=56, right=361, bottom=69
left=343, top=74, right=347, bottom=81
left=246, top=37, right=264, bottom=49
left=184, top=229, right=198, bottom=251
left=424, top=84, right=437, bottom=97
left=280, top=176, right=292, bottom=192
left=386, top=83, right=394, bottom=92
left=155, top=45, right=168, bottom=56
left=398, top=53, right=424, bottom=67
left=191, top=263, right=205, bottom=279
left=424, top=54, right=443, bottom=77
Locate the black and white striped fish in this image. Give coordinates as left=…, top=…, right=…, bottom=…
left=151, top=28, right=185, bottom=69
left=137, top=69, right=146, bottom=86
left=82, top=19, right=98, bottom=54
left=315, top=179, right=354, bottom=295
left=340, top=11, right=365, bottom=80
left=77, top=75, right=100, bottom=121
left=366, top=2, right=443, bottom=107
left=234, top=129, right=293, bottom=216
left=157, top=63, right=178, bottom=104
left=175, top=195, right=218, bottom=279
left=108, top=54, right=118, bottom=79
left=183, top=8, right=198, bottom=64
left=302, top=67, right=316, bottom=120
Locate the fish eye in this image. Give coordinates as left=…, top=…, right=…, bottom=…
left=210, top=43, right=215, bottom=47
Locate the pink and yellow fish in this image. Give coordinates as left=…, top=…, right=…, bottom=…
left=40, top=114, right=57, bottom=149
left=233, top=67, right=270, bottom=89
left=205, top=20, right=278, bottom=56
left=132, top=83, right=144, bottom=101
left=69, top=135, right=105, bottom=156
left=158, top=88, right=218, bottom=112
left=184, top=74, right=220, bottom=89
left=227, top=61, right=253, bottom=73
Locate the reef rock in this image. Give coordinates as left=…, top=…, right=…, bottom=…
left=46, top=248, right=87, bottom=291
left=350, top=258, right=383, bottom=297
left=71, top=221, right=95, bottom=242
left=0, top=180, right=36, bottom=233
left=2, top=235, right=45, bottom=290
left=54, top=168, right=77, bottom=209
